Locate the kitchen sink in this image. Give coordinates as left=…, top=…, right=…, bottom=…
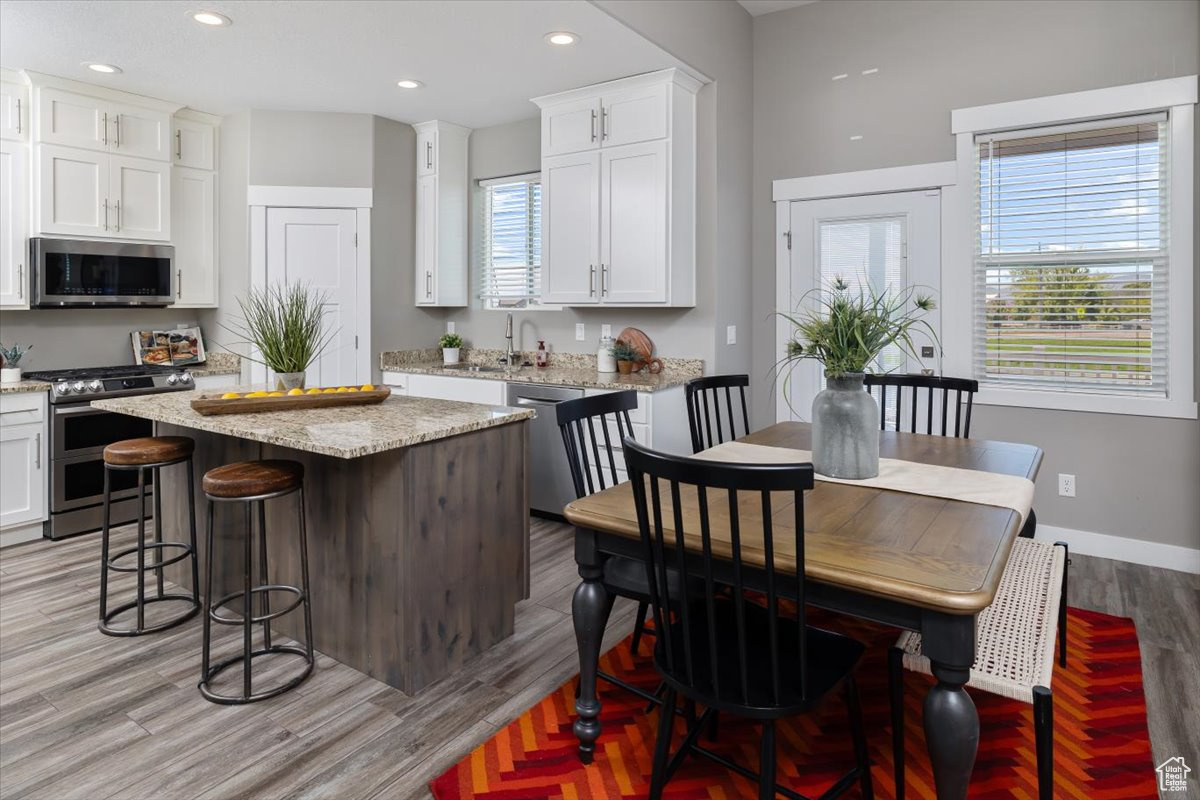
left=441, top=364, right=510, bottom=374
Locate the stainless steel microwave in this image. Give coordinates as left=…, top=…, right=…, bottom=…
left=31, top=238, right=174, bottom=307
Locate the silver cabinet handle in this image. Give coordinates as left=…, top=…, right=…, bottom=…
left=114, top=114, right=121, bottom=148
left=34, top=432, right=41, bottom=469
left=425, top=271, right=432, bottom=298
left=589, top=264, right=596, bottom=296
left=102, top=112, right=108, bottom=145
left=15, top=98, right=20, bottom=134
left=175, top=129, right=182, bottom=159
left=601, top=106, right=608, bottom=140
left=426, top=141, right=432, bottom=170
left=601, top=264, right=608, bottom=296
left=16, top=265, right=22, bottom=298
left=177, top=269, right=182, bottom=299
left=591, top=109, right=597, bottom=142
left=103, top=200, right=109, bottom=231
left=114, top=201, right=120, bottom=232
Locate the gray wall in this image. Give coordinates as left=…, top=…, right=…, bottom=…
left=751, top=0, right=1200, bottom=549
left=247, top=110, right=374, bottom=188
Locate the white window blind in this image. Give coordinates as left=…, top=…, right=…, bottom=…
left=478, top=173, right=543, bottom=309
left=975, top=115, right=1168, bottom=396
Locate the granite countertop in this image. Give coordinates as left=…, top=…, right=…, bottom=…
left=0, top=380, right=51, bottom=395
left=188, top=352, right=241, bottom=377
left=380, top=348, right=703, bottom=392
left=92, top=387, right=534, bottom=459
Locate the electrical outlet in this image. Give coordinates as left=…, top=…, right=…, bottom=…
left=1058, top=473, right=1076, bottom=498
left=726, top=325, right=737, bottom=345
left=601, top=324, right=612, bottom=338
left=446, top=321, right=455, bottom=334
left=575, top=323, right=585, bottom=341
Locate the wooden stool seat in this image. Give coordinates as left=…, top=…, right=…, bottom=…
left=203, top=460, right=304, bottom=499
left=104, top=436, right=194, bottom=466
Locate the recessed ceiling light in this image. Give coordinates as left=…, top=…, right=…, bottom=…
left=396, top=79, right=423, bottom=89
left=191, top=10, right=232, bottom=26
left=83, top=62, right=122, bottom=74
left=545, top=31, right=579, bottom=46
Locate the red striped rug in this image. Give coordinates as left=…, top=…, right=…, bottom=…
left=431, top=607, right=1156, bottom=799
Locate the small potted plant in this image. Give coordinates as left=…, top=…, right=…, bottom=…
left=0, top=343, right=32, bottom=383
left=439, top=333, right=464, bottom=365
left=779, top=278, right=936, bottom=479
left=221, top=282, right=336, bottom=391
left=610, top=341, right=641, bottom=375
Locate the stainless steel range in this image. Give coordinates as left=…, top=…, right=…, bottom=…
left=24, top=365, right=195, bottom=540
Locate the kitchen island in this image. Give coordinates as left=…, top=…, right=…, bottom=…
left=92, top=389, right=533, bottom=694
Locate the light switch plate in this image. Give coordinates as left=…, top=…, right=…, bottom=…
left=726, top=325, right=737, bottom=345
left=575, top=323, right=586, bottom=341
left=601, top=324, right=612, bottom=338
left=446, top=321, right=456, bottom=334
left=921, top=345, right=934, bottom=358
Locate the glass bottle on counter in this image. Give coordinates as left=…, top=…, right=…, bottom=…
left=536, top=340, right=549, bottom=368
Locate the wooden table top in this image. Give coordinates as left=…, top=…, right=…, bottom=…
left=564, top=422, right=1043, bottom=615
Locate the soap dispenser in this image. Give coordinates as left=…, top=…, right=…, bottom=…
left=535, top=340, right=549, bottom=368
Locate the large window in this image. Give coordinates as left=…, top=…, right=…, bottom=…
left=478, top=173, right=545, bottom=310
left=975, top=116, right=1167, bottom=396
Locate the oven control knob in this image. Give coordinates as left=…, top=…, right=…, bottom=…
left=88, top=380, right=102, bottom=393
left=55, top=381, right=71, bottom=395
left=166, top=374, right=179, bottom=386
left=179, top=372, right=192, bottom=384
left=72, top=381, right=86, bottom=394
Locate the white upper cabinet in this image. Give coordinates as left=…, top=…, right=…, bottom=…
left=36, top=87, right=171, bottom=161
left=533, top=68, right=701, bottom=307
left=37, top=144, right=107, bottom=237
left=109, top=155, right=170, bottom=240
left=1, top=80, right=28, bottom=141
left=0, top=141, right=29, bottom=308
left=173, top=117, right=215, bottom=170
left=413, top=121, right=470, bottom=307
left=171, top=167, right=216, bottom=307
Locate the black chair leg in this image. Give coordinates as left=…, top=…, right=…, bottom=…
left=1056, top=541, right=1069, bottom=668
left=1019, top=508, right=1037, bottom=539
left=847, top=674, right=874, bottom=800
left=649, top=687, right=677, bottom=800
left=1033, top=686, right=1054, bottom=800
left=630, top=601, right=649, bottom=655
left=758, top=719, right=777, bottom=800
left=888, top=648, right=904, bottom=800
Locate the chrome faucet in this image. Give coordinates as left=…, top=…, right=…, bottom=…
left=504, top=312, right=515, bottom=366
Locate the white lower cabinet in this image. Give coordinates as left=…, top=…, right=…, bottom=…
left=402, top=373, right=506, bottom=405
left=380, top=372, right=410, bottom=395
left=581, top=386, right=689, bottom=487
left=0, top=393, right=47, bottom=545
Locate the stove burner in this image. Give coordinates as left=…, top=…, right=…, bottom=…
left=27, top=365, right=195, bottom=402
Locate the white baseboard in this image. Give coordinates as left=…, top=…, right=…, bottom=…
left=0, top=521, right=45, bottom=549
left=1035, top=524, right=1200, bottom=574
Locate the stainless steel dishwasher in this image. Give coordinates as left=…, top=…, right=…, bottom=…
left=507, top=383, right=584, bottom=517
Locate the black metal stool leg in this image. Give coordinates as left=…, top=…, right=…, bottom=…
left=136, top=467, right=147, bottom=631
left=153, top=466, right=165, bottom=599
left=201, top=498, right=215, bottom=687
left=187, top=459, right=200, bottom=607
left=298, top=487, right=314, bottom=663
left=242, top=501, right=254, bottom=700
left=259, top=500, right=272, bottom=649
left=98, top=468, right=112, bottom=626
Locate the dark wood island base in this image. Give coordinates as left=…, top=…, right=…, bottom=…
left=157, top=419, right=531, bottom=695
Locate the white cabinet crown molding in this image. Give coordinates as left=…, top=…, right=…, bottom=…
left=247, top=185, right=373, bottom=208
left=21, top=70, right=183, bottom=114
left=531, top=67, right=707, bottom=109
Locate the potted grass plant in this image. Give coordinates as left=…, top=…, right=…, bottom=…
left=439, top=333, right=464, bottom=365
left=779, top=278, right=937, bottom=479
left=222, top=282, right=337, bottom=391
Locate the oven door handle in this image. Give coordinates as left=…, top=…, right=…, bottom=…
left=53, top=405, right=108, bottom=416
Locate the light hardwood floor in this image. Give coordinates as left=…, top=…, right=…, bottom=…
left=1, top=519, right=1196, bottom=799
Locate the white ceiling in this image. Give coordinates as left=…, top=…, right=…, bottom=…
left=737, top=0, right=818, bottom=16
left=0, top=0, right=692, bottom=129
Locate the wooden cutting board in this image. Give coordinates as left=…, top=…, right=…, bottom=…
left=191, top=387, right=391, bottom=415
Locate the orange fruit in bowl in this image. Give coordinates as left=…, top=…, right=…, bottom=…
left=220, top=392, right=241, bottom=399
left=336, top=387, right=350, bottom=393
left=286, top=388, right=304, bottom=396
left=323, top=388, right=338, bottom=394
left=305, top=388, right=322, bottom=395
left=267, top=391, right=285, bottom=397
left=361, top=384, right=375, bottom=391
left=346, top=387, right=359, bottom=392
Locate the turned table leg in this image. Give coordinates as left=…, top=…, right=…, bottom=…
left=921, top=612, right=979, bottom=800
left=572, top=533, right=612, bottom=765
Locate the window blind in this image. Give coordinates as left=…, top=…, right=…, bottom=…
left=478, top=173, right=542, bottom=309
left=974, top=115, right=1168, bottom=396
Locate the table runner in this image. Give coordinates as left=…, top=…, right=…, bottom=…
left=692, top=440, right=1034, bottom=525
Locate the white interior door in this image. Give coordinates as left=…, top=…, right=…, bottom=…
left=780, top=190, right=940, bottom=422
left=264, top=207, right=359, bottom=389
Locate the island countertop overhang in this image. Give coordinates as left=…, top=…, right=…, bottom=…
left=91, top=388, right=534, bottom=459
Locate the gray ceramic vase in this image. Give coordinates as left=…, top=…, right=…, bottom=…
left=811, top=372, right=879, bottom=479
left=274, top=371, right=307, bottom=391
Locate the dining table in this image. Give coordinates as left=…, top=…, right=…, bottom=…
left=563, top=421, right=1043, bottom=800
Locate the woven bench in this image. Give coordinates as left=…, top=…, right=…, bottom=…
left=889, top=537, right=1069, bottom=800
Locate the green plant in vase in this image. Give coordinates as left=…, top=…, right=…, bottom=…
left=610, top=341, right=641, bottom=375
left=221, top=282, right=337, bottom=391
left=439, top=333, right=464, bottom=365
left=777, top=278, right=937, bottom=478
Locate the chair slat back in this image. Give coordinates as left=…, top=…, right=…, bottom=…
left=684, top=374, right=751, bottom=453
left=623, top=439, right=815, bottom=708
left=864, top=373, right=978, bottom=438
left=556, top=391, right=639, bottom=498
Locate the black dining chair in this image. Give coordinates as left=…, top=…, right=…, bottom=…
left=865, top=372, right=1037, bottom=538
left=623, top=439, right=873, bottom=800
left=684, top=374, right=751, bottom=453
left=556, top=391, right=662, bottom=704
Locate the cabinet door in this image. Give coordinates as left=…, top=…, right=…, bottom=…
left=541, top=151, right=600, bottom=305
left=1, top=81, right=27, bottom=141
left=416, top=127, right=436, bottom=176
left=601, top=84, right=668, bottom=148
left=414, top=173, right=438, bottom=304
left=542, top=97, right=601, bottom=157
left=37, top=144, right=108, bottom=237
left=0, top=142, right=28, bottom=308
left=171, top=167, right=215, bottom=306
left=405, top=374, right=505, bottom=405
left=109, top=102, right=170, bottom=161
left=600, top=142, right=667, bottom=304
left=109, top=155, right=170, bottom=241
left=0, top=422, right=45, bottom=529
left=172, top=118, right=215, bottom=170
left=37, top=88, right=109, bottom=152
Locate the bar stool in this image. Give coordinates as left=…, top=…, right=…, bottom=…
left=198, top=459, right=314, bottom=704
left=99, top=436, right=201, bottom=636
